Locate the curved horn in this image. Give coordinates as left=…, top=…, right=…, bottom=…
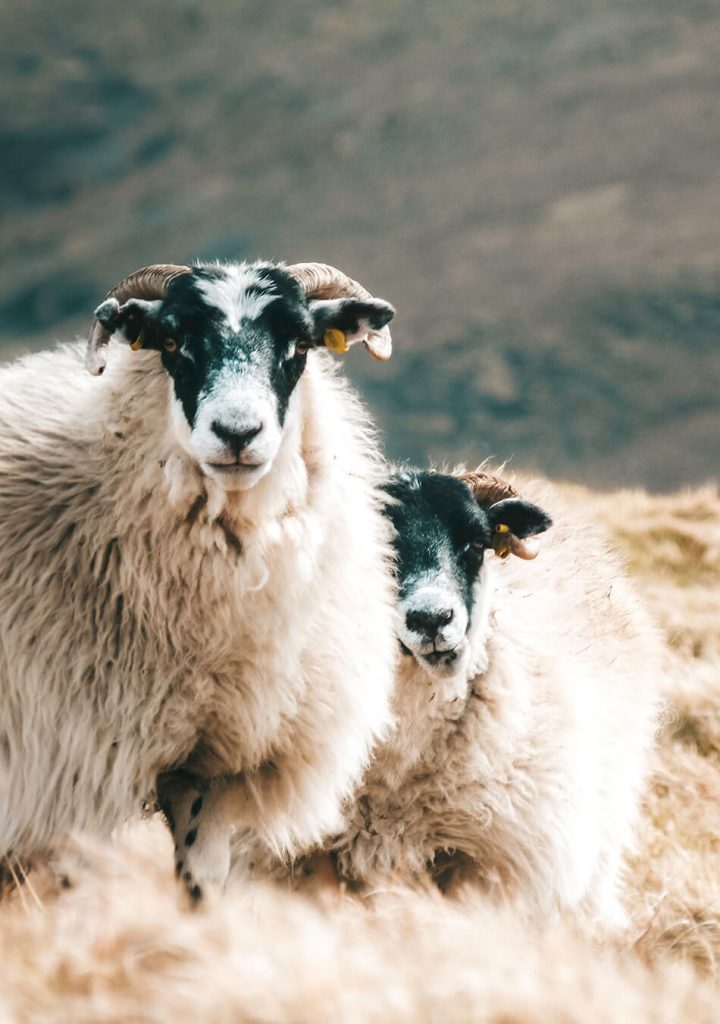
left=460, top=469, right=540, bottom=561
left=460, top=470, right=520, bottom=507
left=86, top=264, right=191, bottom=376
left=286, top=262, right=392, bottom=361
left=506, top=533, right=541, bottom=561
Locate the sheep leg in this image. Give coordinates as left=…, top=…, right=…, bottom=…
left=157, top=772, right=234, bottom=903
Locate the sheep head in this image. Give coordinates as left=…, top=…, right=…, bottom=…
left=85, top=261, right=395, bottom=492
left=384, top=467, right=553, bottom=681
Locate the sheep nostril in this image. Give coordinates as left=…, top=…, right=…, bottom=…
left=406, top=608, right=454, bottom=639
left=211, top=421, right=263, bottom=452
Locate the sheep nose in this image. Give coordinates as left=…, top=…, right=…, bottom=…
left=405, top=607, right=454, bottom=639
left=211, top=420, right=263, bottom=453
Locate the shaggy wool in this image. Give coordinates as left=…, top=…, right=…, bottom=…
left=0, top=481, right=717, bottom=1023
left=0, top=340, right=396, bottom=863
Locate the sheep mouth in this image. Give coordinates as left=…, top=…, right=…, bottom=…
left=413, top=639, right=470, bottom=679
left=206, top=461, right=264, bottom=472
left=421, top=648, right=459, bottom=669
left=202, top=459, right=272, bottom=492
left=203, top=461, right=268, bottom=482
left=398, top=640, right=460, bottom=668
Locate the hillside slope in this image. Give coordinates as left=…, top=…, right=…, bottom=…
left=1, top=0, right=719, bottom=489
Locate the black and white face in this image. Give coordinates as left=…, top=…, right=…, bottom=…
left=383, top=470, right=552, bottom=681
left=95, top=263, right=394, bottom=491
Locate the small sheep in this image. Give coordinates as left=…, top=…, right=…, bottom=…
left=0, top=260, right=398, bottom=898
left=233, top=468, right=663, bottom=924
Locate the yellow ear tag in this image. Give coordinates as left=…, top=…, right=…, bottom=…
left=323, top=328, right=349, bottom=354
left=130, top=328, right=145, bottom=352
left=492, top=523, right=511, bottom=559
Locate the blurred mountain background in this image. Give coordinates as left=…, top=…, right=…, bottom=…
left=1, top=0, right=718, bottom=490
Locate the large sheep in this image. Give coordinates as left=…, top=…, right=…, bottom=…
left=233, top=468, right=663, bottom=924
left=0, top=260, right=398, bottom=898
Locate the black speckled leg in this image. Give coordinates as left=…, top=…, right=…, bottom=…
left=157, top=772, right=233, bottom=903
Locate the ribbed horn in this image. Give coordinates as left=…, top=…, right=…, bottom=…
left=460, top=470, right=520, bottom=507
left=286, top=262, right=392, bottom=361
left=86, top=264, right=191, bottom=376
left=460, top=469, right=539, bottom=561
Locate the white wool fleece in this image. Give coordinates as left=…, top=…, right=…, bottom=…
left=233, top=485, right=663, bottom=926
left=0, top=340, right=397, bottom=859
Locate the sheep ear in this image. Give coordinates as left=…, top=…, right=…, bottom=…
left=308, top=298, right=395, bottom=357
left=486, top=499, right=552, bottom=560
left=94, top=298, right=163, bottom=350
left=488, top=499, right=552, bottom=539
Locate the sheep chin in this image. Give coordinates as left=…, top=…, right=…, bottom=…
left=415, top=639, right=471, bottom=682
left=201, top=460, right=273, bottom=493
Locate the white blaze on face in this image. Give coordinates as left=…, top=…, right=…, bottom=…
left=171, top=269, right=288, bottom=492
left=195, top=267, right=278, bottom=331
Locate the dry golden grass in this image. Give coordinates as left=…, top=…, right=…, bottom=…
left=576, top=483, right=720, bottom=977
left=0, top=482, right=718, bottom=1022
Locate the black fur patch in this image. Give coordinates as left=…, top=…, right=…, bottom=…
left=383, top=471, right=491, bottom=617
left=185, top=828, right=197, bottom=848
left=190, top=795, right=204, bottom=818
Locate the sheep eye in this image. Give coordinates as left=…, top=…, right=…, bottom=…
left=294, top=341, right=309, bottom=357
left=162, top=338, right=178, bottom=354
left=470, top=538, right=486, bottom=552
